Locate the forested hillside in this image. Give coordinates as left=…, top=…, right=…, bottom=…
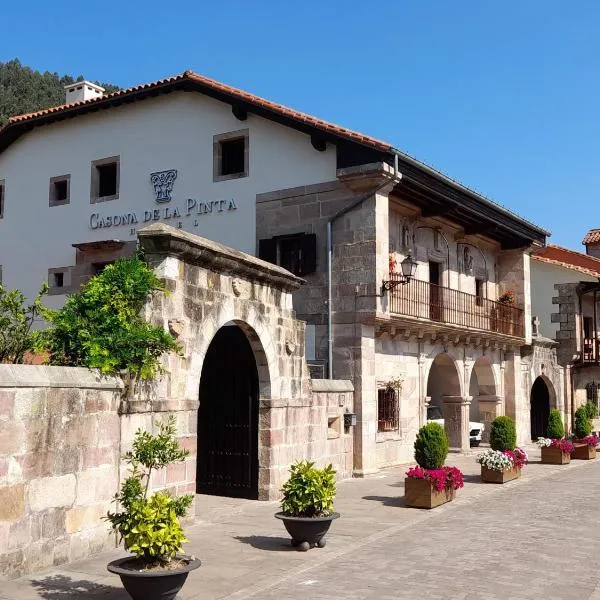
left=0, top=59, right=119, bottom=125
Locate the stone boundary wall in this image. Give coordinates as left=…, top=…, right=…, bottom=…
left=261, top=379, right=354, bottom=496
left=0, top=365, right=123, bottom=578
left=0, top=365, right=197, bottom=579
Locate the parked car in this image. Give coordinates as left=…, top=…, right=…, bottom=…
left=427, top=405, right=484, bottom=446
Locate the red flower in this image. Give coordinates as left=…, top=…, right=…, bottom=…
left=574, top=435, right=599, bottom=448
left=550, top=438, right=575, bottom=453
left=406, top=466, right=464, bottom=491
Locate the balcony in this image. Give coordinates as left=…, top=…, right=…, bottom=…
left=386, top=275, right=524, bottom=338
left=583, top=339, right=600, bottom=364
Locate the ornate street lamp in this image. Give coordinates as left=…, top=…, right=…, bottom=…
left=381, top=252, right=418, bottom=293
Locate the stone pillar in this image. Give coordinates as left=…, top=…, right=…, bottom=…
left=497, top=249, right=531, bottom=343
left=422, top=395, right=431, bottom=428
left=477, top=395, right=503, bottom=443
left=442, top=395, right=472, bottom=452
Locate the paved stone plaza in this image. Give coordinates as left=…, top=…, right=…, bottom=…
left=2, top=447, right=600, bottom=600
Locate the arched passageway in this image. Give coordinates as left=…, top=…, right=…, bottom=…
left=530, top=376, right=551, bottom=440
left=197, top=324, right=260, bottom=499
left=468, top=357, right=497, bottom=422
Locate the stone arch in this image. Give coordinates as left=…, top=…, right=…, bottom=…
left=189, top=301, right=279, bottom=400
left=468, top=356, right=498, bottom=422
left=425, top=352, right=463, bottom=403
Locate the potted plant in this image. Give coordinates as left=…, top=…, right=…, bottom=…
left=572, top=406, right=598, bottom=460
left=477, top=416, right=528, bottom=483
left=106, top=417, right=199, bottom=600
left=537, top=410, right=573, bottom=464
left=404, top=422, right=464, bottom=509
left=275, top=460, right=339, bottom=551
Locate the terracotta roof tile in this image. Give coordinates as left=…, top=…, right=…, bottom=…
left=6, top=71, right=393, bottom=152
left=532, top=244, right=600, bottom=278
left=582, top=229, right=600, bottom=245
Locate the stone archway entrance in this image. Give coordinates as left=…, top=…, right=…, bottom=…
left=469, top=357, right=501, bottom=443
left=197, top=324, right=260, bottom=499
left=530, top=376, right=551, bottom=440
left=426, top=353, right=469, bottom=450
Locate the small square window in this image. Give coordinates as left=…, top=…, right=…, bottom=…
left=258, top=233, right=317, bottom=277
left=49, top=175, right=70, bottom=206
left=213, top=130, right=249, bottom=182
left=91, top=157, right=119, bottom=203
left=53, top=272, right=64, bottom=288
left=48, top=269, right=69, bottom=295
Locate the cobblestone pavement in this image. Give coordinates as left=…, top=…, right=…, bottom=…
left=2, top=447, right=600, bottom=600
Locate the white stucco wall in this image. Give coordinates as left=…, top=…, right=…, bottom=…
left=0, top=91, right=337, bottom=305
left=530, top=259, right=595, bottom=340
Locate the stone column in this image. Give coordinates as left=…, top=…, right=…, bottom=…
left=422, top=395, right=431, bottom=428
left=477, top=395, right=503, bottom=443
left=442, top=395, right=472, bottom=452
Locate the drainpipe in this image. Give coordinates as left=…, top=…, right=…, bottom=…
left=326, top=162, right=402, bottom=379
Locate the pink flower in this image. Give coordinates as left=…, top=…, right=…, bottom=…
left=550, top=438, right=575, bottom=453
left=406, top=466, right=464, bottom=491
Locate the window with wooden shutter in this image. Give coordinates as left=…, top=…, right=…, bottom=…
left=258, top=233, right=317, bottom=277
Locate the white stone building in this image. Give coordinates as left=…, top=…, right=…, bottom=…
left=0, top=71, right=550, bottom=493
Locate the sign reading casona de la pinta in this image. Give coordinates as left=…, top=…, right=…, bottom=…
left=89, top=169, right=238, bottom=231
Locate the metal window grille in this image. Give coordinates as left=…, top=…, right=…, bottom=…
left=587, top=381, right=599, bottom=412
left=378, top=387, right=399, bottom=432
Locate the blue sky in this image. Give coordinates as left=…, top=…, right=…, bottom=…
left=2, top=1, right=598, bottom=249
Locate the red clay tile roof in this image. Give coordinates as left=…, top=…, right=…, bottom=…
left=532, top=244, right=600, bottom=278
left=582, top=229, right=600, bottom=245
left=6, top=71, right=393, bottom=152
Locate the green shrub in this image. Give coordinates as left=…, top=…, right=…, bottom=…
left=37, top=256, right=181, bottom=386
left=414, top=422, right=449, bottom=469
left=0, top=283, right=46, bottom=363
left=547, top=409, right=565, bottom=439
left=574, top=406, right=592, bottom=439
left=584, top=401, right=598, bottom=420
left=489, top=416, right=516, bottom=451
left=281, top=460, right=336, bottom=518
left=106, top=417, right=193, bottom=565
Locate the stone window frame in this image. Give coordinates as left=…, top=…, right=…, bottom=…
left=0, top=178, right=5, bottom=218
left=49, top=174, right=71, bottom=207
left=213, top=129, right=249, bottom=182
left=375, top=381, right=402, bottom=442
left=90, top=156, right=120, bottom=204
left=47, top=267, right=71, bottom=296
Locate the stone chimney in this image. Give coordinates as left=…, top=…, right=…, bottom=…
left=582, top=229, right=600, bottom=258
left=64, top=80, right=105, bottom=104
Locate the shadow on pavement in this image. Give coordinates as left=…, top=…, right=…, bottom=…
left=29, top=574, right=128, bottom=599
left=462, top=474, right=487, bottom=485
left=234, top=535, right=297, bottom=552
left=362, top=495, right=405, bottom=507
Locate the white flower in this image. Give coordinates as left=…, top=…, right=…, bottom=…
left=476, top=449, right=513, bottom=472
left=536, top=438, right=551, bottom=448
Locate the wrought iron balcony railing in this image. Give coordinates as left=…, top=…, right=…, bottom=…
left=386, top=275, right=524, bottom=338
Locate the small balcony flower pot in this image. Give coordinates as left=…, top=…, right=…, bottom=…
left=107, top=555, right=201, bottom=600
left=404, top=477, right=456, bottom=509
left=275, top=512, right=340, bottom=550
left=541, top=446, right=571, bottom=465
left=481, top=465, right=521, bottom=483
left=572, top=443, right=597, bottom=460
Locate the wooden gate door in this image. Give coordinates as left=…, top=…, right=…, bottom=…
left=197, top=326, right=259, bottom=499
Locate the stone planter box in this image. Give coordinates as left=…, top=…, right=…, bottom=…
left=404, top=477, right=456, bottom=509
left=541, top=446, right=571, bottom=465
left=481, top=465, right=521, bottom=484
left=572, top=444, right=597, bottom=460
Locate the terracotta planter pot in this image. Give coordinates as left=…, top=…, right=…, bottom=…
left=404, top=477, right=456, bottom=509
left=481, top=465, right=521, bottom=483
left=572, top=443, right=597, bottom=460
left=541, top=446, right=571, bottom=465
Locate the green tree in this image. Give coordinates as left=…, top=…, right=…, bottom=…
left=0, top=59, right=119, bottom=125
left=0, top=283, right=46, bottom=363
left=37, top=256, right=181, bottom=386
left=414, top=422, right=449, bottom=469
left=574, top=406, right=592, bottom=439
left=490, top=416, right=517, bottom=451
left=547, top=409, right=565, bottom=439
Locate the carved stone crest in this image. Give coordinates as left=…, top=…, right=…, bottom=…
left=150, top=169, right=178, bottom=203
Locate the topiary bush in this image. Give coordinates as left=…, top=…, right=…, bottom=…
left=547, top=409, right=565, bottom=439
left=489, top=416, right=516, bottom=451
left=281, top=461, right=336, bottom=518
left=584, top=401, right=598, bottom=421
left=574, top=406, right=592, bottom=439
left=414, top=422, right=449, bottom=469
